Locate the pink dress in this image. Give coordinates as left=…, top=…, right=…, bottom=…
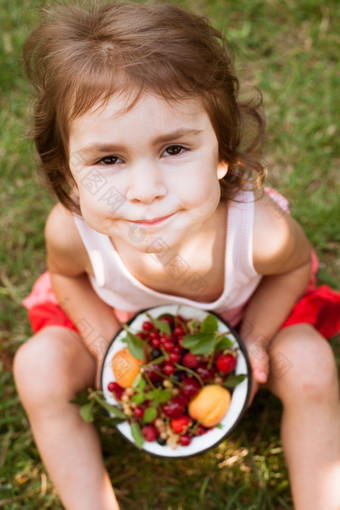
left=23, top=189, right=340, bottom=339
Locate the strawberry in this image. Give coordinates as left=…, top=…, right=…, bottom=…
left=216, top=353, right=237, bottom=374
left=170, top=415, right=191, bottom=433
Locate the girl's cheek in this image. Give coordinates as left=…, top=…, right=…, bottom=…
left=78, top=189, right=107, bottom=216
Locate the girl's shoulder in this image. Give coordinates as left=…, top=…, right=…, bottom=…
left=45, top=203, right=92, bottom=276
left=252, top=190, right=311, bottom=275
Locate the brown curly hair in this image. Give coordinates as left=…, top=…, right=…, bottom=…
left=24, top=1, right=266, bottom=213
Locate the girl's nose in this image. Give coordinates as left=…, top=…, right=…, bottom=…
left=126, top=161, right=167, bottom=204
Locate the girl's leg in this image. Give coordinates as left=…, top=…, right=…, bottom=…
left=13, top=326, right=120, bottom=510
left=266, top=324, right=340, bottom=510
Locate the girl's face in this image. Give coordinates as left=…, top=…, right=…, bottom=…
left=68, top=92, right=228, bottom=253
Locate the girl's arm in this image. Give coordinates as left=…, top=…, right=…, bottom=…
left=240, top=192, right=312, bottom=388
left=45, top=203, right=121, bottom=387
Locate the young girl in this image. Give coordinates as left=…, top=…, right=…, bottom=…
left=14, top=2, right=340, bottom=509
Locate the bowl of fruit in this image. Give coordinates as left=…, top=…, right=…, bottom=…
left=101, top=305, right=251, bottom=458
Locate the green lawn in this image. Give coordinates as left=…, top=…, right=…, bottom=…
left=1, top=0, right=339, bottom=508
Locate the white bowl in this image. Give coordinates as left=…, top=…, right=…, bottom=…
left=101, top=305, right=251, bottom=458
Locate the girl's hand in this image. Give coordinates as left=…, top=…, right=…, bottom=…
left=243, top=339, right=270, bottom=406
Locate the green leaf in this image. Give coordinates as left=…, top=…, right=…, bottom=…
left=131, top=393, right=145, bottom=404
left=137, top=377, right=146, bottom=392
left=147, top=388, right=171, bottom=403
left=147, top=355, right=165, bottom=365
left=130, top=422, right=145, bottom=449
left=215, top=336, right=234, bottom=351
left=97, top=400, right=126, bottom=419
left=190, top=335, right=217, bottom=355
left=125, top=331, right=145, bottom=360
left=132, top=373, right=142, bottom=388
left=71, top=389, right=92, bottom=406
left=156, top=390, right=172, bottom=403
left=223, top=374, right=247, bottom=388
left=91, top=392, right=127, bottom=418
left=148, top=315, right=171, bottom=335
left=181, top=333, right=208, bottom=348
left=181, top=333, right=217, bottom=354
left=156, top=395, right=170, bottom=405
left=80, top=401, right=95, bottom=422
left=200, top=314, right=218, bottom=335
left=143, top=407, right=157, bottom=423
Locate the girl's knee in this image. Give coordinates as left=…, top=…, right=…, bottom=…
left=268, top=324, right=338, bottom=404
left=13, top=327, right=94, bottom=409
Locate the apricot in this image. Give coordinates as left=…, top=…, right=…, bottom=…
left=188, top=384, right=231, bottom=427
left=112, top=347, right=144, bottom=388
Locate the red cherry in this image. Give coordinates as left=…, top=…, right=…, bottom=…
left=177, top=336, right=185, bottom=346
left=162, top=396, right=186, bottom=418
left=174, top=325, right=184, bottom=337
left=159, top=335, right=169, bottom=346
left=181, top=352, right=199, bottom=369
left=107, top=381, right=125, bottom=400
left=107, top=381, right=117, bottom=392
left=180, top=377, right=201, bottom=399
left=216, top=353, right=237, bottom=374
left=179, top=434, right=192, bottom=446
left=160, top=316, right=174, bottom=327
left=142, top=320, right=154, bottom=331
left=195, top=424, right=208, bottom=436
left=163, top=341, right=175, bottom=352
left=163, top=362, right=175, bottom=376
left=135, top=331, right=148, bottom=340
left=142, top=425, right=159, bottom=442
left=170, top=415, right=190, bottom=433
left=144, top=364, right=163, bottom=382
left=169, top=351, right=181, bottom=363
left=196, top=362, right=216, bottom=382
left=134, top=407, right=144, bottom=418
left=151, top=337, right=161, bottom=348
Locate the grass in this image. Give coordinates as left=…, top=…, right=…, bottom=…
left=1, top=0, right=339, bottom=508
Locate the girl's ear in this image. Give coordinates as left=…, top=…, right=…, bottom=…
left=217, top=161, right=228, bottom=180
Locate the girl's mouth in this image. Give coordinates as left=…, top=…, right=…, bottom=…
left=127, top=213, right=176, bottom=226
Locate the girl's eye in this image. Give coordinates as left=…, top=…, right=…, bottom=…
left=98, top=155, right=122, bottom=165
left=164, top=145, right=185, bottom=156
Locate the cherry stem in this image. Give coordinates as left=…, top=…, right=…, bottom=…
left=141, top=369, right=156, bottom=390
left=143, top=367, right=182, bottom=387
left=190, top=419, right=203, bottom=434
left=207, top=350, right=215, bottom=370
left=174, top=363, right=204, bottom=387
